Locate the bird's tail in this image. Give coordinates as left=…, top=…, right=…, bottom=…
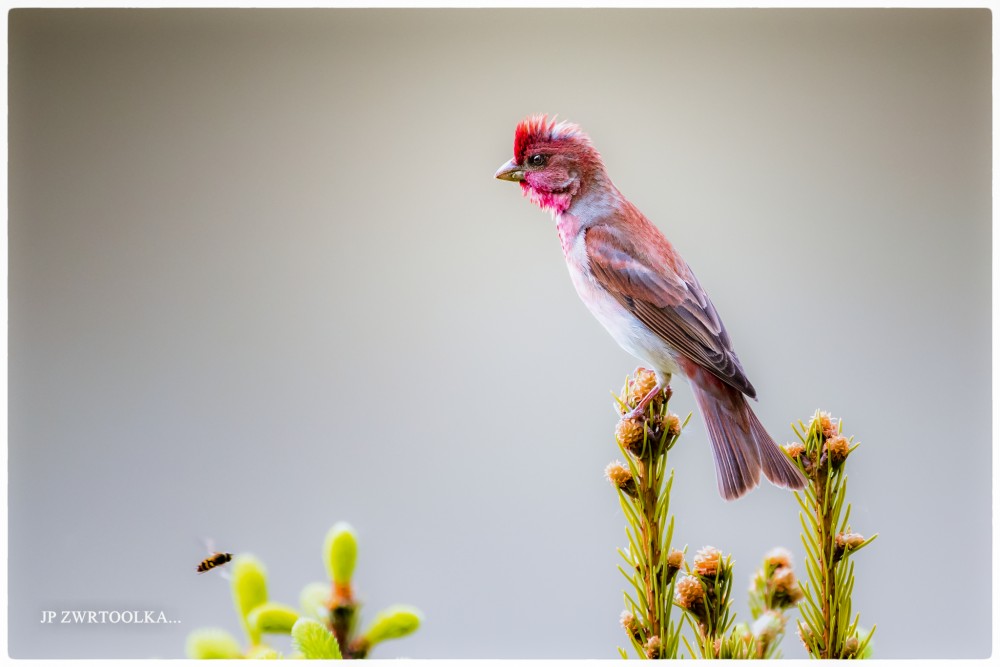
left=691, top=379, right=806, bottom=500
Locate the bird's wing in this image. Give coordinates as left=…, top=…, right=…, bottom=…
left=585, top=224, right=757, bottom=398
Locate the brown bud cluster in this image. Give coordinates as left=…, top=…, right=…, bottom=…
left=644, top=635, right=661, bottom=659
left=615, top=417, right=645, bottom=454
left=782, top=442, right=805, bottom=460
left=631, top=368, right=658, bottom=403
left=620, top=367, right=671, bottom=416
left=825, top=435, right=850, bottom=465
left=693, top=546, right=723, bottom=577
left=769, top=567, right=804, bottom=607
left=661, top=413, right=682, bottom=438
left=619, top=610, right=641, bottom=640
left=604, top=460, right=636, bottom=496
left=834, top=531, right=866, bottom=561
left=764, top=547, right=792, bottom=570
left=836, top=532, right=865, bottom=550
left=842, top=635, right=859, bottom=658
left=752, top=610, right=786, bottom=647
left=666, top=549, right=684, bottom=581
left=797, top=623, right=820, bottom=655
left=674, top=574, right=705, bottom=609
left=811, top=411, right=839, bottom=439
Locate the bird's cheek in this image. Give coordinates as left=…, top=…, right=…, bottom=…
left=525, top=170, right=569, bottom=192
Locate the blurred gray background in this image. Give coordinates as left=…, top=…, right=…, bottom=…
left=8, top=8, right=991, bottom=659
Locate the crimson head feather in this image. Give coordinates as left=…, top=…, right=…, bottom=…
left=496, top=115, right=606, bottom=215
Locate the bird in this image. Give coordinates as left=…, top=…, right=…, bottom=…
left=495, top=115, right=805, bottom=500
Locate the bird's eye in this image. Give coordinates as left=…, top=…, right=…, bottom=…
left=528, top=154, right=547, bottom=167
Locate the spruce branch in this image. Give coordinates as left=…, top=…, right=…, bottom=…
left=675, top=547, right=737, bottom=658
left=608, top=368, right=685, bottom=659
left=788, top=412, right=877, bottom=659
left=743, top=547, right=804, bottom=658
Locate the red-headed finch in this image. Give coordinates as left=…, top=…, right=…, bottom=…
left=495, top=115, right=804, bottom=500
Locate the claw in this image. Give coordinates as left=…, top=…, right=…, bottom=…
left=626, top=384, right=670, bottom=421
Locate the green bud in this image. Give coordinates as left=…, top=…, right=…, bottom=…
left=245, top=644, right=281, bottom=659
left=299, top=582, right=330, bottom=620
left=291, top=617, right=343, bottom=660
left=185, top=627, right=242, bottom=659
left=230, top=554, right=268, bottom=644
left=323, top=523, right=358, bottom=587
left=248, top=602, right=300, bottom=634
left=362, top=605, right=422, bottom=646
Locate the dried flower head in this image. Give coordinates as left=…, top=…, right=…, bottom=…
left=810, top=411, right=839, bottom=439
left=834, top=531, right=866, bottom=562
left=674, top=574, right=705, bottom=609
left=644, top=635, right=661, bottom=659
left=630, top=368, right=658, bottom=404
left=836, top=532, right=866, bottom=550
left=825, top=435, right=850, bottom=464
left=619, top=610, right=641, bottom=639
left=769, top=567, right=804, bottom=606
left=665, top=549, right=684, bottom=584
left=604, top=460, right=635, bottom=494
left=663, top=413, right=682, bottom=437
left=782, top=442, right=805, bottom=459
left=764, top=547, right=793, bottom=569
left=797, top=623, right=817, bottom=655
left=693, top=546, right=723, bottom=576
left=752, top=610, right=786, bottom=645
left=615, top=417, right=645, bottom=452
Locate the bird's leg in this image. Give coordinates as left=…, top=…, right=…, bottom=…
left=626, top=385, right=662, bottom=421
left=626, top=375, right=673, bottom=422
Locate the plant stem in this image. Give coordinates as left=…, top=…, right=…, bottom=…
left=638, top=453, right=661, bottom=641
left=813, top=468, right=834, bottom=658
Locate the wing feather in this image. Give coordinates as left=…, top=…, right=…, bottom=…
left=585, top=224, right=757, bottom=398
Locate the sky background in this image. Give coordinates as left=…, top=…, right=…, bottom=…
left=8, top=8, right=991, bottom=659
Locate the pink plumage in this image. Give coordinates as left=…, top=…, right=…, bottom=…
left=495, top=115, right=805, bottom=500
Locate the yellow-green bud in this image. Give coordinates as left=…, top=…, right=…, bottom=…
left=245, top=645, right=281, bottom=659
left=299, top=581, right=330, bottom=620
left=291, top=617, right=343, bottom=660
left=230, top=554, right=268, bottom=644
left=324, top=522, right=358, bottom=587
left=248, top=602, right=299, bottom=635
left=185, top=628, right=242, bottom=659
left=362, top=605, right=423, bottom=646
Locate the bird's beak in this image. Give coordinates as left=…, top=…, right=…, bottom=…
left=494, top=158, right=525, bottom=182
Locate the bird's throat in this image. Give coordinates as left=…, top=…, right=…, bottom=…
left=555, top=212, right=585, bottom=257
left=521, top=182, right=575, bottom=217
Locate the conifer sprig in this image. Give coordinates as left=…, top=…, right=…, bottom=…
left=787, top=412, right=877, bottom=659
left=608, top=368, right=687, bottom=659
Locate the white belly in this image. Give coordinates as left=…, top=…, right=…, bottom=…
left=565, top=254, right=681, bottom=379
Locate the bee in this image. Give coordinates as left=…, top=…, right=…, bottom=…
left=197, top=551, right=232, bottom=574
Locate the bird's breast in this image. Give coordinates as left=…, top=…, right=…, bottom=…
left=557, top=216, right=680, bottom=378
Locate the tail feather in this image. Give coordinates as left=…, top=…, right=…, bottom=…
left=748, top=407, right=807, bottom=491
left=691, top=380, right=805, bottom=500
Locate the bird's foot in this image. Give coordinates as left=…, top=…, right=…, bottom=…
left=625, top=384, right=672, bottom=421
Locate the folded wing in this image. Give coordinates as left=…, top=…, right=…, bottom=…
left=585, top=223, right=757, bottom=399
